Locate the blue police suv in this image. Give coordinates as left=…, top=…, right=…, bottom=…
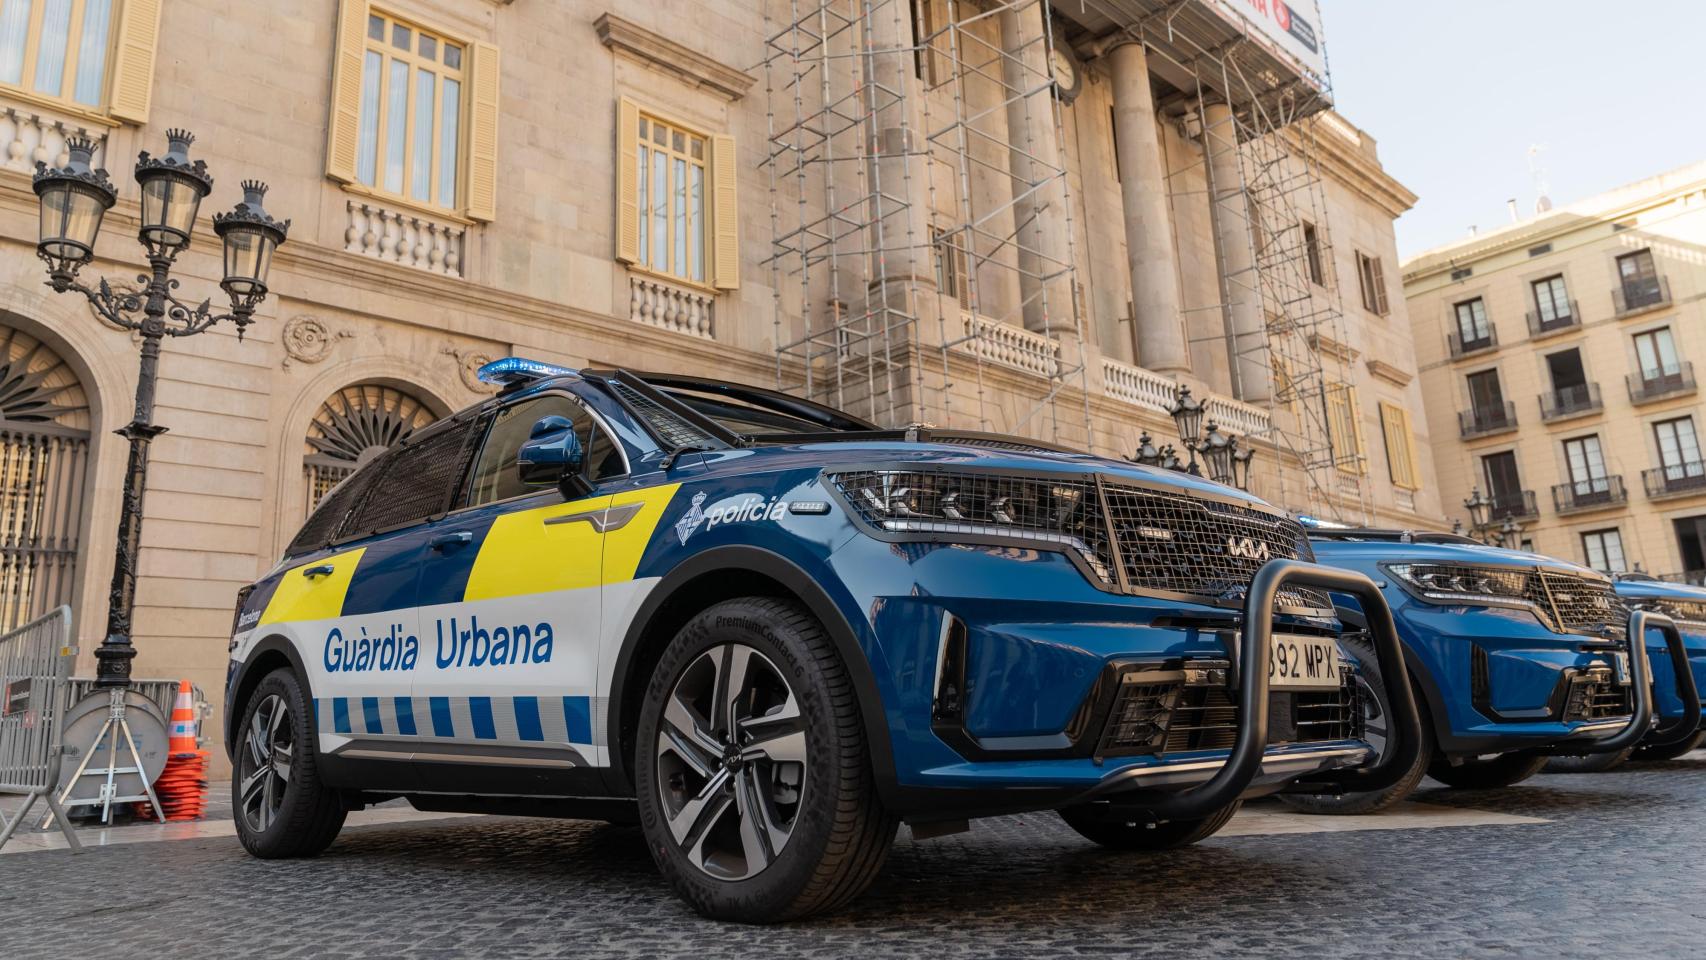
left=1288, top=526, right=1697, bottom=813
left=1595, top=574, right=1706, bottom=764
left=226, top=359, right=1418, bottom=922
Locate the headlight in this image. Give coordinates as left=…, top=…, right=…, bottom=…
left=828, top=469, right=1113, bottom=582
left=1384, top=562, right=1535, bottom=607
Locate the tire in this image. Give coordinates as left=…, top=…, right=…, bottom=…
left=1542, top=747, right=1633, bottom=774
left=1431, top=749, right=1551, bottom=787
left=1278, top=635, right=1434, bottom=815
left=1058, top=800, right=1241, bottom=851
left=232, top=668, right=346, bottom=858
left=1632, top=729, right=1706, bottom=762
left=635, top=597, right=898, bottom=923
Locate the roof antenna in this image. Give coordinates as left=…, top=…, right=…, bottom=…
left=1527, top=144, right=1553, bottom=214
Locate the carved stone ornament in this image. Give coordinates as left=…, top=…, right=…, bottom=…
left=444, top=346, right=499, bottom=393
left=281, top=315, right=349, bottom=367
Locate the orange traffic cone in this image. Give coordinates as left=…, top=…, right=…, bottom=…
left=141, top=680, right=209, bottom=821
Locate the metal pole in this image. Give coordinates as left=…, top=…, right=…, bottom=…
left=94, top=257, right=174, bottom=688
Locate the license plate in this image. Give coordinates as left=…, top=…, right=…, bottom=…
left=1612, top=651, right=1631, bottom=686
left=1268, top=634, right=1342, bottom=691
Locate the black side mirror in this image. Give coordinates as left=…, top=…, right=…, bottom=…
left=517, top=415, right=590, bottom=497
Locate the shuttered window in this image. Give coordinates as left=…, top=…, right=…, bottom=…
left=327, top=1, right=498, bottom=222
left=0, top=0, right=155, bottom=119
left=1378, top=401, right=1420, bottom=490
left=617, top=98, right=739, bottom=289
left=1325, top=383, right=1367, bottom=475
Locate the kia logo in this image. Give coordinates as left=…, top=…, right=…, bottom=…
left=1227, top=537, right=1271, bottom=561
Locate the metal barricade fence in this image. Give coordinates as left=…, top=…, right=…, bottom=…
left=0, top=606, right=82, bottom=851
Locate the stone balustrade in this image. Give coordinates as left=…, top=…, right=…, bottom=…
left=959, top=312, right=1059, bottom=377
left=0, top=105, right=106, bottom=176
left=1204, top=393, right=1272, bottom=440
left=629, top=274, right=714, bottom=338
left=1100, top=357, right=1177, bottom=414
left=344, top=200, right=465, bottom=276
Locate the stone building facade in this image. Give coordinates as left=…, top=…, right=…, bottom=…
left=1404, top=162, right=1706, bottom=579
left=0, top=0, right=1435, bottom=773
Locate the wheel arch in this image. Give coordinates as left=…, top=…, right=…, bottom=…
left=1335, top=602, right=1447, bottom=753
left=604, top=546, right=897, bottom=805
left=225, top=635, right=313, bottom=759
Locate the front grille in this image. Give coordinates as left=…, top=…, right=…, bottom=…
left=1645, top=597, right=1706, bottom=627
left=1562, top=668, right=1633, bottom=721
left=831, top=467, right=1323, bottom=610
left=1537, top=572, right=1627, bottom=639
left=1096, top=666, right=1361, bottom=758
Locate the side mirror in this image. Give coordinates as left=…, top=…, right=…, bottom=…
left=517, top=415, right=586, bottom=491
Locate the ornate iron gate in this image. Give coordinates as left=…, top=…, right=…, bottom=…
left=0, top=326, right=90, bottom=634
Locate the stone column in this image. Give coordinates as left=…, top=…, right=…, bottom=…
left=1201, top=100, right=1271, bottom=402
left=861, top=2, right=933, bottom=292
left=998, top=2, right=1072, bottom=335
left=1107, top=41, right=1190, bottom=375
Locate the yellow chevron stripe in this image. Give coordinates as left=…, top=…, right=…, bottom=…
left=605, top=483, right=681, bottom=583
left=461, top=483, right=681, bottom=602
left=258, top=548, right=367, bottom=626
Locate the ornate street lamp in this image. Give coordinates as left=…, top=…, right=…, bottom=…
left=1158, top=444, right=1184, bottom=472
left=1167, top=384, right=1205, bottom=476
left=1231, top=442, right=1255, bottom=492
left=1132, top=431, right=1162, bottom=467
left=1463, top=487, right=1491, bottom=541
left=1201, top=421, right=1235, bottom=485
left=33, top=130, right=288, bottom=686
left=1498, top=518, right=1522, bottom=549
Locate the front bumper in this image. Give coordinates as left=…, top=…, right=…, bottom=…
left=1547, top=610, right=1700, bottom=756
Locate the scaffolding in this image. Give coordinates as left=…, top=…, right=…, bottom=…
left=761, top=0, right=1374, bottom=522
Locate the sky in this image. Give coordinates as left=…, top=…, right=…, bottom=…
left=1319, top=0, right=1706, bottom=260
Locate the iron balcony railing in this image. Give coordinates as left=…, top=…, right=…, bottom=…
left=1526, top=301, right=1580, bottom=337
left=1539, top=382, right=1602, bottom=421
left=1459, top=401, right=1519, bottom=438
left=1627, top=362, right=1696, bottom=404
left=1487, top=489, right=1539, bottom=521
left=1551, top=475, right=1627, bottom=514
left=1614, top=275, right=1671, bottom=316
left=1642, top=462, right=1706, bottom=499
left=1448, top=327, right=1498, bottom=359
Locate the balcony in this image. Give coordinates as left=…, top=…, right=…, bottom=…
left=1538, top=383, right=1602, bottom=422
left=1614, top=276, right=1671, bottom=317
left=1447, top=327, right=1498, bottom=359
left=1459, top=401, right=1519, bottom=439
left=1526, top=302, right=1581, bottom=339
left=1642, top=462, right=1706, bottom=500
left=1551, top=475, right=1627, bottom=514
left=1627, top=362, right=1697, bottom=405
left=1487, top=489, right=1539, bottom=521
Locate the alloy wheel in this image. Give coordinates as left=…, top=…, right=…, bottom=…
left=654, top=643, right=808, bottom=880
left=239, top=693, right=294, bottom=833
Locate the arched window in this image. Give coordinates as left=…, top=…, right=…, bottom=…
left=0, top=323, right=90, bottom=632
left=303, top=383, right=436, bottom=512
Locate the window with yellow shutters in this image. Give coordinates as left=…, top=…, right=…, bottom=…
left=0, top=0, right=158, bottom=120
left=616, top=98, right=739, bottom=291
left=1379, top=401, right=1420, bottom=490
left=326, top=2, right=498, bottom=223
left=1325, top=383, right=1367, bottom=475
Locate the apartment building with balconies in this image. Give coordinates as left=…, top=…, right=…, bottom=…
left=1405, top=161, right=1706, bottom=579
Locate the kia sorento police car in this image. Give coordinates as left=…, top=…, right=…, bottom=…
left=226, top=358, right=1419, bottom=922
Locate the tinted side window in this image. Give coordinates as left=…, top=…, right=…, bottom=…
left=465, top=395, right=622, bottom=507
left=337, top=418, right=481, bottom=538
left=287, top=464, right=382, bottom=556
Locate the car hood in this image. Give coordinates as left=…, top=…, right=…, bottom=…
left=694, top=439, right=1281, bottom=511
left=1311, top=537, right=1609, bottom=579
left=1614, top=578, right=1706, bottom=604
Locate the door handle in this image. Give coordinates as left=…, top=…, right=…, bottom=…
left=302, top=564, right=335, bottom=580
left=429, top=530, right=474, bottom=551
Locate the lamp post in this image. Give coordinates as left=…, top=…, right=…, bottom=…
left=33, top=130, right=288, bottom=686
left=1167, top=384, right=1205, bottom=476
left=1132, top=431, right=1162, bottom=468
left=1498, top=518, right=1522, bottom=550
left=1200, top=421, right=1235, bottom=485
left=1231, top=442, right=1255, bottom=492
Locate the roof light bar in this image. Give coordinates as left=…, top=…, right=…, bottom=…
left=476, top=356, right=579, bottom=387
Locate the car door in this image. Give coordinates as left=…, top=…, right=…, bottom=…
left=408, top=391, right=626, bottom=794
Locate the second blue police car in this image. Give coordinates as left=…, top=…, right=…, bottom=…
left=1287, top=526, right=1696, bottom=813
left=225, top=359, right=1419, bottom=921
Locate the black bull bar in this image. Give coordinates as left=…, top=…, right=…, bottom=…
left=1561, top=610, right=1702, bottom=755
left=1073, top=559, right=1424, bottom=820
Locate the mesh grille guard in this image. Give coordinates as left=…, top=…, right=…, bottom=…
left=828, top=467, right=1328, bottom=611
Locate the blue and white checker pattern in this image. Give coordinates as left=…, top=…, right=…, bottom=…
left=313, top=695, right=597, bottom=746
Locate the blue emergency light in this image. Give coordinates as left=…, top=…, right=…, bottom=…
left=476, top=356, right=579, bottom=387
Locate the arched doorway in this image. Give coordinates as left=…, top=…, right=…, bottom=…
left=0, top=324, right=91, bottom=632
left=303, top=382, right=437, bottom=512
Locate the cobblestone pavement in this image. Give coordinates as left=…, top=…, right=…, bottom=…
left=4, top=757, right=1705, bottom=959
